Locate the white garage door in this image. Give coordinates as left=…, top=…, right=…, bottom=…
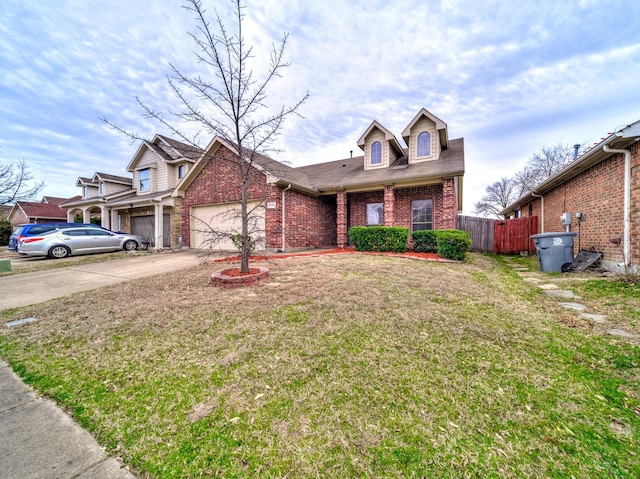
left=191, top=201, right=265, bottom=251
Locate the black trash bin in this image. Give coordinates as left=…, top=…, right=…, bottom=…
left=530, top=232, right=577, bottom=273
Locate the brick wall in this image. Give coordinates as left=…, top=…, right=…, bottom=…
left=181, top=145, right=336, bottom=249
left=519, top=142, right=640, bottom=265
left=349, top=184, right=447, bottom=231
left=276, top=190, right=336, bottom=249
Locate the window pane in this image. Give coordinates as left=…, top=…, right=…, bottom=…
left=418, top=132, right=431, bottom=157
left=367, top=203, right=384, bottom=225
left=412, top=199, right=432, bottom=231
left=140, top=169, right=150, bottom=191
left=371, top=141, right=382, bottom=165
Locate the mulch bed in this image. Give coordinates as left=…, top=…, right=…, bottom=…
left=210, top=248, right=452, bottom=264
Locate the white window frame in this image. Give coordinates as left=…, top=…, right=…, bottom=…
left=417, top=132, right=431, bottom=157
left=139, top=168, right=150, bottom=192
left=366, top=203, right=384, bottom=226
left=411, top=199, right=433, bottom=231
left=371, top=141, right=382, bottom=165
left=178, top=164, right=185, bottom=180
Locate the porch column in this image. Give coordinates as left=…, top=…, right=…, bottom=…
left=82, top=207, right=89, bottom=224
left=442, top=178, right=457, bottom=229
left=110, top=209, right=119, bottom=232
left=100, top=205, right=109, bottom=229
left=154, top=202, right=163, bottom=250
left=66, top=210, right=75, bottom=222
left=383, top=184, right=395, bottom=226
left=337, top=190, right=347, bottom=248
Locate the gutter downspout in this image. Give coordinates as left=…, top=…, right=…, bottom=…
left=603, top=145, right=631, bottom=265
left=281, top=184, right=292, bottom=251
left=531, top=193, right=544, bottom=233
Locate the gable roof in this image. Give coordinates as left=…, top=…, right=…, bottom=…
left=11, top=201, right=67, bottom=221
left=127, top=135, right=203, bottom=172
left=92, top=172, right=132, bottom=185
left=296, top=138, right=464, bottom=193
left=176, top=134, right=464, bottom=198
left=42, top=196, right=69, bottom=205
left=356, top=120, right=404, bottom=154
left=500, top=119, right=640, bottom=215
left=401, top=108, right=448, bottom=148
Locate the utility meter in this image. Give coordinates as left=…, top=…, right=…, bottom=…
left=561, top=212, right=572, bottom=226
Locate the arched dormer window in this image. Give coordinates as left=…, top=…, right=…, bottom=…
left=417, top=131, right=431, bottom=157
left=371, top=141, right=382, bottom=165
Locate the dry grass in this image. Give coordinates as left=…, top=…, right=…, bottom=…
left=1, top=253, right=639, bottom=478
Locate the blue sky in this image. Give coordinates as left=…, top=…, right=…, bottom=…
left=1, top=0, right=639, bottom=214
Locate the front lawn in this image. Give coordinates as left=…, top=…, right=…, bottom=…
left=1, top=254, right=639, bottom=478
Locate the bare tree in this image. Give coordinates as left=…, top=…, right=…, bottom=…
left=104, top=0, right=308, bottom=273
left=476, top=143, right=581, bottom=217
left=0, top=158, right=45, bottom=205
left=473, top=177, right=516, bottom=218
left=512, top=143, right=578, bottom=197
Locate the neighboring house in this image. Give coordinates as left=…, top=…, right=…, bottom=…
left=500, top=119, right=640, bottom=271
left=7, top=196, right=80, bottom=228
left=65, top=108, right=465, bottom=250
left=62, top=134, right=200, bottom=247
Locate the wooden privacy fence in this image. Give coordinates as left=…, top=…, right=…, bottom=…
left=493, top=216, right=538, bottom=254
left=456, top=215, right=495, bottom=253
left=455, top=215, right=539, bottom=254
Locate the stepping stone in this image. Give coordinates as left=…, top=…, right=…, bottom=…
left=545, top=290, right=581, bottom=300
left=512, top=267, right=529, bottom=271
left=558, top=302, right=586, bottom=311
left=579, top=313, right=607, bottom=324
left=522, top=277, right=543, bottom=284
left=606, top=329, right=634, bottom=338
left=539, top=283, right=560, bottom=290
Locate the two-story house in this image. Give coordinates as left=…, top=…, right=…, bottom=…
left=63, top=134, right=200, bottom=247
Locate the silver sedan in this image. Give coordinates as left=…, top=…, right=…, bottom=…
left=17, top=226, right=142, bottom=259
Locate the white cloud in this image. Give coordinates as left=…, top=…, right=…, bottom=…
left=1, top=0, right=639, bottom=212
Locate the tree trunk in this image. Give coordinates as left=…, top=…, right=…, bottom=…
left=240, top=175, right=250, bottom=273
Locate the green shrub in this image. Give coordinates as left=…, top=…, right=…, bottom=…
left=436, top=229, right=471, bottom=260
left=349, top=226, right=408, bottom=252
left=0, top=220, right=11, bottom=246
left=411, top=230, right=438, bottom=253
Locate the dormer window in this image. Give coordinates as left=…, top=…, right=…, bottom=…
left=82, top=185, right=87, bottom=198
left=178, top=164, right=185, bottom=180
left=99, top=182, right=104, bottom=195
left=371, top=141, right=382, bottom=165
left=140, top=168, right=150, bottom=192
left=418, top=132, right=431, bottom=157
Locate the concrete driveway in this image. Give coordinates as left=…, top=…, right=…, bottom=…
left=0, top=252, right=202, bottom=311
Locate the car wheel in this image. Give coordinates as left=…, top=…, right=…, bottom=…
left=123, top=240, right=138, bottom=251
left=48, top=245, right=70, bottom=259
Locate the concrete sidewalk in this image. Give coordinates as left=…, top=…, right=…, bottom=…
left=0, top=361, right=136, bottom=479
left=1, top=251, right=204, bottom=478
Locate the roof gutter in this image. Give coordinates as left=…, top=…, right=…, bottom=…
left=603, top=145, right=631, bottom=265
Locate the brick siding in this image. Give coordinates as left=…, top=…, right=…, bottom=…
left=348, top=184, right=451, bottom=232
left=181, top=145, right=336, bottom=249
left=519, top=142, right=640, bottom=265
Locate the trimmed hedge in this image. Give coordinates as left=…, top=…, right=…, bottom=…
left=436, top=229, right=471, bottom=260
left=349, top=226, right=409, bottom=252
left=411, top=229, right=471, bottom=260
left=411, top=230, right=439, bottom=253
